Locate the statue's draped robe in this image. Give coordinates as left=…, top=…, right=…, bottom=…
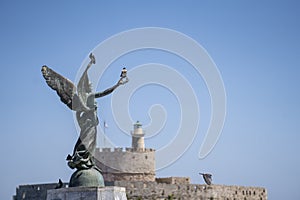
left=67, top=108, right=98, bottom=169
left=67, top=68, right=99, bottom=170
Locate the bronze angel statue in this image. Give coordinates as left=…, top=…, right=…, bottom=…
left=41, top=53, right=128, bottom=186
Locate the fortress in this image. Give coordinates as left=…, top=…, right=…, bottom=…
left=14, top=121, right=267, bottom=200
left=95, top=147, right=155, bottom=182
left=95, top=121, right=156, bottom=183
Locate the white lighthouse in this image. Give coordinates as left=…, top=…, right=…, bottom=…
left=131, top=121, right=145, bottom=150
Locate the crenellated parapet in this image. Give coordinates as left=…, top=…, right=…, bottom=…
left=97, top=147, right=155, bottom=153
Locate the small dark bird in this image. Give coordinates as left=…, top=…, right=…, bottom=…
left=120, top=67, right=127, bottom=78
left=55, top=179, right=63, bottom=189
left=199, top=173, right=212, bottom=185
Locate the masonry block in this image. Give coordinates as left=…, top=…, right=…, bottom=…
left=46, top=186, right=127, bottom=200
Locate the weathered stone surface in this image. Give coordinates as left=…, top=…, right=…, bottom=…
left=13, top=183, right=65, bottom=200
left=14, top=182, right=267, bottom=200
left=95, top=147, right=155, bottom=182
left=46, top=186, right=127, bottom=200
left=156, top=177, right=190, bottom=184
left=113, top=181, right=267, bottom=200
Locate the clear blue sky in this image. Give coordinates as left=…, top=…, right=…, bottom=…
left=1, top=1, right=300, bottom=199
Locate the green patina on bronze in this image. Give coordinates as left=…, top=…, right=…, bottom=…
left=42, top=53, right=128, bottom=187
left=69, top=168, right=105, bottom=187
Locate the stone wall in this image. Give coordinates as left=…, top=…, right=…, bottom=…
left=14, top=181, right=267, bottom=200
left=13, top=183, right=68, bottom=200
left=113, top=181, right=267, bottom=200
left=156, top=177, right=190, bottom=185
left=95, top=148, right=155, bottom=182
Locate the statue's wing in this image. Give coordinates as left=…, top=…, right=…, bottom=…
left=41, top=65, right=76, bottom=110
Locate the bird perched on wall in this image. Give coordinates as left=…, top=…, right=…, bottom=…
left=120, top=67, right=127, bottom=78
left=55, top=179, right=63, bottom=189
left=199, top=173, right=212, bottom=185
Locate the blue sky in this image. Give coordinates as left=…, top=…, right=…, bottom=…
left=1, top=1, right=300, bottom=199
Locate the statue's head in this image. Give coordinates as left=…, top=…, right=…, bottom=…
left=87, top=94, right=97, bottom=110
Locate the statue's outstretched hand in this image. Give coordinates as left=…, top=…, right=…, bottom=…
left=118, top=77, right=129, bottom=85
left=94, top=69, right=129, bottom=99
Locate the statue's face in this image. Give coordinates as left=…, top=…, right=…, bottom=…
left=87, top=95, right=96, bottom=109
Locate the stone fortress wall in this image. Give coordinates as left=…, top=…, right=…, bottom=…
left=113, top=180, right=267, bottom=200
left=13, top=183, right=67, bottom=200
left=14, top=180, right=267, bottom=200
left=95, top=147, right=156, bottom=182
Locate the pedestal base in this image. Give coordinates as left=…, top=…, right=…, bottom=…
left=46, top=186, right=127, bottom=200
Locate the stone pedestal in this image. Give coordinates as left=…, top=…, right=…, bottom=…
left=46, top=186, right=127, bottom=200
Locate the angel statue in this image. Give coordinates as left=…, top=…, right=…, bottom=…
left=41, top=53, right=128, bottom=187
